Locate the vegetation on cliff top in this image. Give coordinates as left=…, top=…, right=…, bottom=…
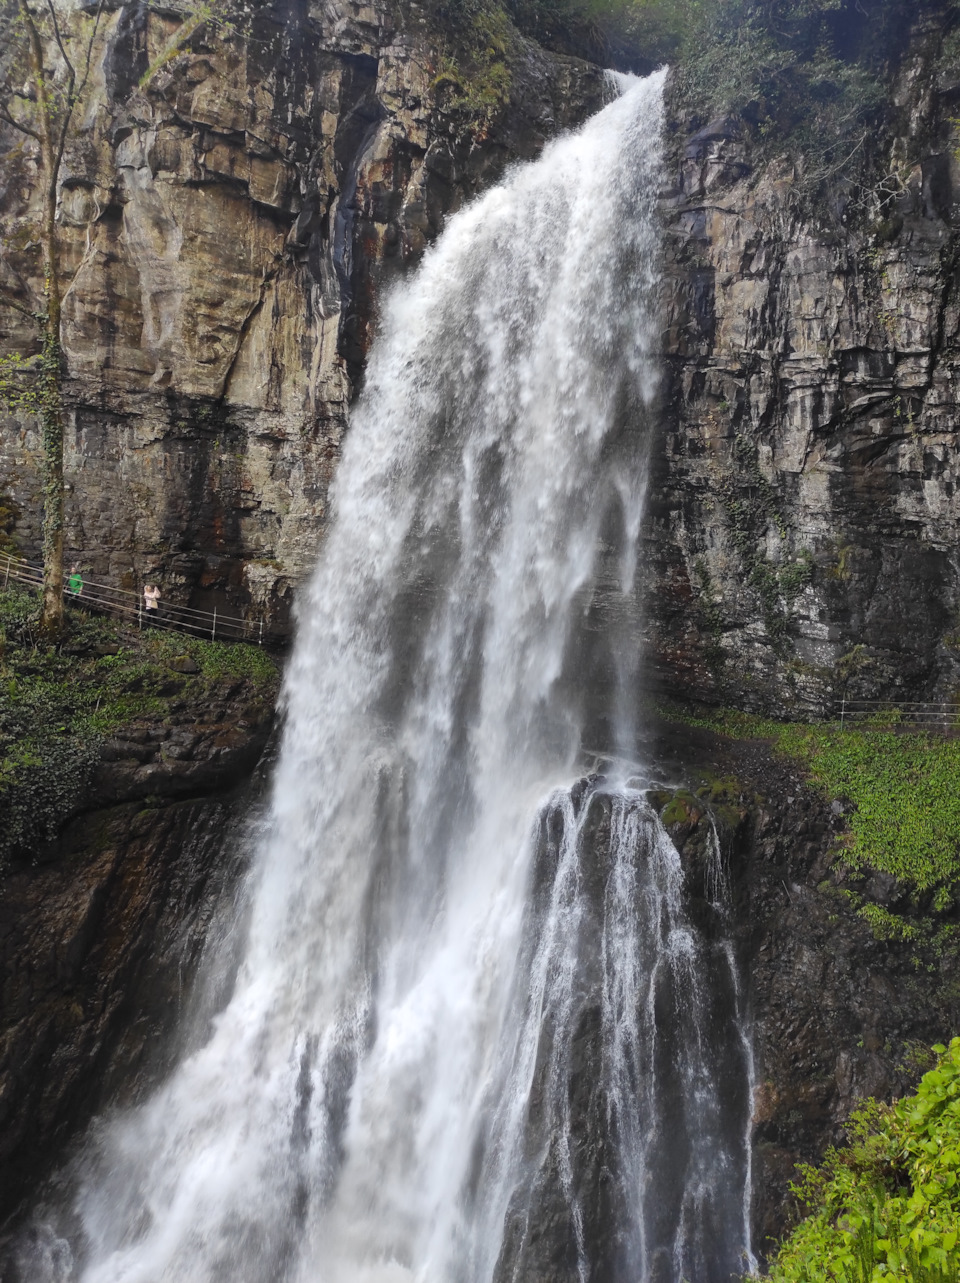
left=484, top=0, right=945, bottom=88
left=758, top=1038, right=960, bottom=1282
left=0, top=584, right=278, bottom=871
left=670, top=706, right=960, bottom=948
left=425, top=0, right=956, bottom=208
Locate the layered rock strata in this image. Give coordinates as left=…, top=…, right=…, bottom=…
left=651, top=19, right=960, bottom=713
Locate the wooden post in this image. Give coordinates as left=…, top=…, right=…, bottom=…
left=212, top=606, right=217, bottom=642
left=840, top=696, right=846, bottom=733
left=259, top=619, right=264, bottom=646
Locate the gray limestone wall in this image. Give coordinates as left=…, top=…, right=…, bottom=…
left=650, top=19, right=960, bottom=713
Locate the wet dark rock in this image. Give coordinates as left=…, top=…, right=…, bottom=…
left=650, top=717, right=960, bottom=1263
left=168, top=656, right=200, bottom=674
left=495, top=784, right=752, bottom=1282
left=99, top=738, right=155, bottom=764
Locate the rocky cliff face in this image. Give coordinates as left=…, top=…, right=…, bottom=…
left=0, top=644, right=277, bottom=1233
left=5, top=1, right=956, bottom=703
left=651, top=16, right=960, bottom=715
left=0, top=0, right=602, bottom=630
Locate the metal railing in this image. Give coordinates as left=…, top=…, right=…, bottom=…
left=0, top=552, right=290, bottom=648
left=839, top=698, right=960, bottom=730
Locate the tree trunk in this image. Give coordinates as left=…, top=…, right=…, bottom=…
left=23, top=0, right=66, bottom=637
left=38, top=319, right=65, bottom=637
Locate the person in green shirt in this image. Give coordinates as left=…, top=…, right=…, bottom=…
left=68, top=565, right=83, bottom=596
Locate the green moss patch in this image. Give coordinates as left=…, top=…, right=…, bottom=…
left=0, top=585, right=280, bottom=869
left=430, top=2, right=515, bottom=129
left=668, top=706, right=960, bottom=946
left=676, top=707, right=960, bottom=890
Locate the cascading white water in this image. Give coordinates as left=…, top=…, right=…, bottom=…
left=21, top=69, right=755, bottom=1283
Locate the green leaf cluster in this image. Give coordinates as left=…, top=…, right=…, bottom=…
left=760, top=1039, right=960, bottom=1282
left=796, top=730, right=960, bottom=893
left=429, top=0, right=515, bottom=128
left=0, top=490, right=18, bottom=555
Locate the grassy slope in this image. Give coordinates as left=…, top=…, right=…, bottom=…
left=669, top=705, right=960, bottom=948
left=0, top=585, right=279, bottom=869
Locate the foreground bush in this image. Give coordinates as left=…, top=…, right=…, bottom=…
left=762, top=1040, right=960, bottom=1282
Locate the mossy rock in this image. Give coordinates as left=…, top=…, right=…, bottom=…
left=660, top=788, right=706, bottom=831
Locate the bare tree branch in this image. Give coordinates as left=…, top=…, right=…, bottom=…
left=0, top=0, right=91, bottom=634
left=44, top=0, right=74, bottom=81
left=18, top=0, right=49, bottom=139
left=75, top=0, right=104, bottom=103
left=0, top=99, right=41, bottom=139
left=52, top=0, right=104, bottom=165
left=0, top=285, right=40, bottom=322
left=54, top=90, right=72, bottom=166
left=42, top=0, right=79, bottom=168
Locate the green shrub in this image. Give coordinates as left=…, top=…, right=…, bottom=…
left=0, top=491, right=18, bottom=555
left=419, top=0, right=517, bottom=128
left=760, top=1039, right=960, bottom=1282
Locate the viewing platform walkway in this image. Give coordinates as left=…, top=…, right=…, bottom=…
left=0, top=552, right=291, bottom=648
left=839, top=698, right=960, bottom=731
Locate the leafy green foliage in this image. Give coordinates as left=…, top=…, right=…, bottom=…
left=429, top=0, right=515, bottom=127
left=0, top=319, right=67, bottom=601
left=0, top=585, right=279, bottom=870
left=668, top=0, right=929, bottom=209
left=798, top=730, right=960, bottom=894
left=760, top=1039, right=960, bottom=1282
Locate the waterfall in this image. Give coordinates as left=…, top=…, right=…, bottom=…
left=20, top=69, right=755, bottom=1283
